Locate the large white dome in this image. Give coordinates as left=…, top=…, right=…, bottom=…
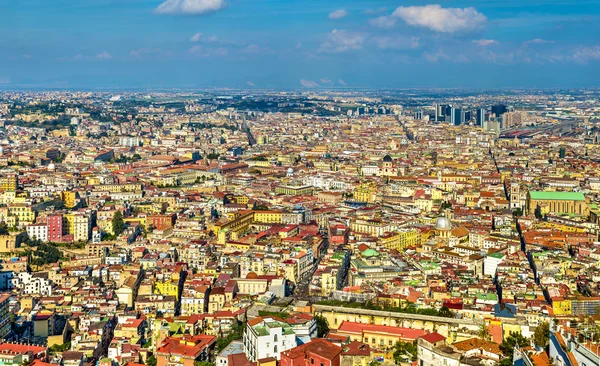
left=436, top=217, right=452, bottom=231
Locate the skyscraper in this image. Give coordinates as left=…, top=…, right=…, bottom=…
left=450, top=107, right=463, bottom=126
left=491, top=104, right=508, bottom=116
left=476, top=108, right=486, bottom=126
left=414, top=111, right=423, bottom=120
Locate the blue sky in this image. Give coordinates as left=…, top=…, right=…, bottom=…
left=1, top=0, right=600, bottom=89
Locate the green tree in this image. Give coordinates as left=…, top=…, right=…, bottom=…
left=194, top=362, right=215, bottom=366
left=437, top=306, right=454, bottom=318
left=112, top=211, right=125, bottom=236
left=146, top=356, right=157, bottom=366
left=500, top=331, right=529, bottom=366
left=315, top=314, right=330, bottom=338
left=533, top=321, right=550, bottom=348
left=478, top=324, right=491, bottom=341
left=393, top=341, right=417, bottom=362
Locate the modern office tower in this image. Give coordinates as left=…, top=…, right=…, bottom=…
left=491, top=104, right=508, bottom=116
left=476, top=108, right=486, bottom=126
left=464, top=110, right=471, bottom=122
left=450, top=107, right=463, bottom=125
left=414, top=111, right=423, bottom=120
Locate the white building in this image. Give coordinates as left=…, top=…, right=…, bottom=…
left=243, top=317, right=297, bottom=361
left=484, top=252, right=505, bottom=277
left=26, top=224, right=49, bottom=242
left=12, top=272, right=53, bottom=296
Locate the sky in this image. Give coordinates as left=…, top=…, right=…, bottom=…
left=1, top=0, right=600, bottom=89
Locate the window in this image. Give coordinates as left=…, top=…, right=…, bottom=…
left=274, top=334, right=278, bottom=342
left=311, top=359, right=314, bottom=364
left=274, top=346, right=278, bottom=353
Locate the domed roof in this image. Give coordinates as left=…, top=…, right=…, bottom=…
left=361, top=248, right=380, bottom=258
left=436, top=217, right=452, bottom=231
left=287, top=167, right=294, bottom=174
left=246, top=272, right=258, bottom=279
left=383, top=154, right=393, bottom=163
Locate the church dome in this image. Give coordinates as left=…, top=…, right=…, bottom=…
left=383, top=155, right=393, bottom=163
left=361, top=249, right=380, bottom=258
left=436, top=217, right=452, bottom=231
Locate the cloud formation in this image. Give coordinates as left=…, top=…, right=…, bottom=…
left=300, top=79, right=319, bottom=87
left=190, top=32, right=203, bottom=42
left=572, top=45, right=600, bottom=63
left=473, top=39, right=499, bottom=47
left=130, top=48, right=161, bottom=57
left=156, top=0, right=226, bottom=15
left=96, top=51, right=112, bottom=60
left=320, top=29, right=366, bottom=53
left=523, top=38, right=554, bottom=46
left=328, top=9, right=348, bottom=20
left=337, top=79, right=347, bottom=85
left=369, top=16, right=396, bottom=28
left=246, top=81, right=256, bottom=86
left=188, top=45, right=227, bottom=57
left=393, top=4, right=487, bottom=33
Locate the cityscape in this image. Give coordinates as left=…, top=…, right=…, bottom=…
left=1, top=2, right=600, bottom=366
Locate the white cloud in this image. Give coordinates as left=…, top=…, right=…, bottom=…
left=374, top=36, right=420, bottom=50
left=130, top=48, right=161, bottom=57
left=329, top=9, right=348, bottom=20
left=423, top=50, right=450, bottom=62
left=320, top=29, right=366, bottom=53
left=337, top=79, right=347, bottom=85
left=472, top=39, right=499, bottom=47
left=188, top=45, right=227, bottom=57
left=320, top=78, right=333, bottom=84
left=190, top=32, right=203, bottom=42
left=156, top=0, right=226, bottom=15
left=572, top=45, right=600, bottom=63
left=246, top=81, right=256, bottom=86
left=523, top=38, right=554, bottom=46
left=0, top=78, right=10, bottom=84
left=392, top=4, right=487, bottom=33
left=96, top=51, right=112, bottom=60
left=364, top=8, right=387, bottom=15
left=369, top=15, right=396, bottom=28
left=300, top=79, right=319, bottom=87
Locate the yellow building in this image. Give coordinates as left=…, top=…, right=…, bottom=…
left=8, top=204, right=35, bottom=226
left=61, top=191, right=78, bottom=209
left=0, top=176, right=17, bottom=191
left=552, top=298, right=572, bottom=315
left=252, top=210, right=282, bottom=224
left=526, top=191, right=588, bottom=216
left=354, top=182, right=377, bottom=203
left=378, top=229, right=419, bottom=250
left=154, top=281, right=180, bottom=299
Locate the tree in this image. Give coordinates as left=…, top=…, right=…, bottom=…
left=315, top=314, right=329, bottom=338
left=194, top=362, right=214, bottom=366
left=438, top=306, right=454, bottom=318
left=393, top=341, right=417, bottom=362
left=500, top=331, right=529, bottom=366
left=478, top=324, right=491, bottom=341
left=112, top=211, right=125, bottom=236
left=533, top=321, right=550, bottom=348
left=146, top=355, right=157, bottom=366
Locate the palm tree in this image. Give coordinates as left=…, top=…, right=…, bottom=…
left=478, top=324, right=491, bottom=341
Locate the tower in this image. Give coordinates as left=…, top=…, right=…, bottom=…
left=510, top=183, right=520, bottom=209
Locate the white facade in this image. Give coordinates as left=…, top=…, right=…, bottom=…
left=243, top=317, right=297, bottom=361
left=12, top=272, right=53, bottom=296
left=26, top=224, right=49, bottom=242
left=483, top=254, right=505, bottom=277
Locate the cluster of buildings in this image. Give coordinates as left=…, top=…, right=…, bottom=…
left=0, top=90, right=597, bottom=366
